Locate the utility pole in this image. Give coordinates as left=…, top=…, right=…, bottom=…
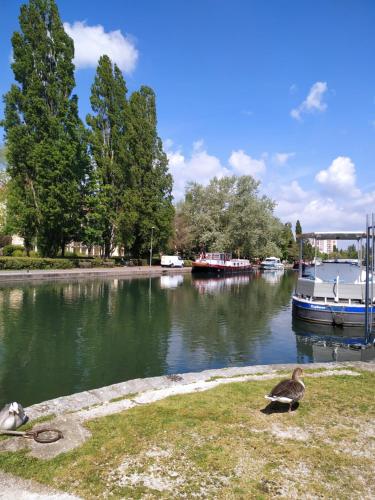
left=149, top=226, right=155, bottom=267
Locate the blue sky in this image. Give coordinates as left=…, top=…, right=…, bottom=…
left=1, top=0, right=375, bottom=231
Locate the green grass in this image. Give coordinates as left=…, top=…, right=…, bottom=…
left=0, top=370, right=374, bottom=498
left=109, top=392, right=138, bottom=403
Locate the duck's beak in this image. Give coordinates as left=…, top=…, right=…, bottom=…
left=9, top=402, right=19, bottom=415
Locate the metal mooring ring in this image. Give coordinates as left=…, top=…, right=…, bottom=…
left=31, top=429, right=64, bottom=443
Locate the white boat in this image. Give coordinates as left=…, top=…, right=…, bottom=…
left=293, top=230, right=372, bottom=327
left=260, top=257, right=284, bottom=271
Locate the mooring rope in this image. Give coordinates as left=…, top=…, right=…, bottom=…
left=0, top=428, right=63, bottom=443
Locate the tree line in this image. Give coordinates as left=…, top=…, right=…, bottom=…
left=1, top=0, right=173, bottom=258
left=170, top=176, right=301, bottom=261
left=1, top=0, right=310, bottom=262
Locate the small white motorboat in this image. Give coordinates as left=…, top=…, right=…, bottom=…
left=260, top=257, right=284, bottom=271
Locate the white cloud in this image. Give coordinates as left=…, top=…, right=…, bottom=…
left=275, top=194, right=367, bottom=232
left=163, top=138, right=174, bottom=150
left=167, top=139, right=372, bottom=232
left=315, top=156, right=360, bottom=196
left=279, top=181, right=308, bottom=202
left=64, top=21, right=138, bottom=72
left=268, top=155, right=375, bottom=231
left=166, top=141, right=266, bottom=201
left=273, top=152, right=295, bottom=166
left=291, top=81, right=328, bottom=120
left=166, top=141, right=230, bottom=201
left=289, top=83, right=298, bottom=94
left=193, top=139, right=204, bottom=151
left=228, top=150, right=266, bottom=177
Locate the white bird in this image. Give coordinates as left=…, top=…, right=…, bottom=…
left=0, top=402, right=28, bottom=430
left=265, top=367, right=305, bottom=412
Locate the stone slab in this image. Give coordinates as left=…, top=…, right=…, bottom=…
left=0, top=266, right=191, bottom=283
left=0, top=471, right=80, bottom=499
left=26, top=361, right=375, bottom=421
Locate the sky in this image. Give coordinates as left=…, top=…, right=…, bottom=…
left=1, top=0, right=375, bottom=232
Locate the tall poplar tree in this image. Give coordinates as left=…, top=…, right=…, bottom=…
left=127, top=86, right=174, bottom=257
left=2, top=0, right=88, bottom=256
left=86, top=55, right=131, bottom=257
left=295, top=220, right=302, bottom=236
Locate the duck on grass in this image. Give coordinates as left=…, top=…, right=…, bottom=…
left=265, top=367, right=305, bottom=413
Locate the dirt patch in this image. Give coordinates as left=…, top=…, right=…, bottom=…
left=107, top=445, right=231, bottom=497
left=270, top=424, right=310, bottom=441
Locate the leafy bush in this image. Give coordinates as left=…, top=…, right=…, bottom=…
left=0, top=256, right=117, bottom=270
left=12, top=249, right=25, bottom=257
left=63, top=251, right=78, bottom=258
left=183, top=260, right=193, bottom=267
left=2, top=244, right=25, bottom=256
left=0, top=257, right=74, bottom=270
left=91, top=258, right=116, bottom=268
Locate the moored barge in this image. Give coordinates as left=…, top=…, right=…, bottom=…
left=192, top=252, right=252, bottom=274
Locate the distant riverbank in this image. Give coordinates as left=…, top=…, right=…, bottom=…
left=0, top=265, right=191, bottom=282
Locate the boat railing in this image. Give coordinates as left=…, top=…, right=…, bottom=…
left=295, top=277, right=367, bottom=301
left=198, top=252, right=232, bottom=261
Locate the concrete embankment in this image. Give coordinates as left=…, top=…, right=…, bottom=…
left=0, top=265, right=191, bottom=282
left=0, top=361, right=374, bottom=498
left=0, top=360, right=372, bottom=461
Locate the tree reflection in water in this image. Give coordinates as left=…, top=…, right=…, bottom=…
left=1, top=271, right=369, bottom=408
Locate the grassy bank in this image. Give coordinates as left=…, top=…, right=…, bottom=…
left=0, top=369, right=374, bottom=498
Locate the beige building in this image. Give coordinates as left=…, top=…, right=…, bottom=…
left=310, top=239, right=337, bottom=254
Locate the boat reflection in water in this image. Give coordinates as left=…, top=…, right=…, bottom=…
left=259, top=270, right=284, bottom=284
left=159, top=275, right=184, bottom=289
left=292, top=317, right=375, bottom=363
left=192, top=274, right=252, bottom=294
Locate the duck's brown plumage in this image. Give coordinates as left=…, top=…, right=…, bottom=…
left=265, top=367, right=305, bottom=411
left=269, top=379, right=305, bottom=400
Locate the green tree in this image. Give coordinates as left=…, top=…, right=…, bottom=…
left=86, top=55, right=131, bottom=257
left=2, top=0, right=88, bottom=256
left=170, top=204, right=195, bottom=257
left=346, top=244, right=358, bottom=259
left=0, top=146, right=7, bottom=169
left=127, top=86, right=174, bottom=257
left=280, top=222, right=298, bottom=262
left=178, top=175, right=283, bottom=259
left=295, top=219, right=302, bottom=237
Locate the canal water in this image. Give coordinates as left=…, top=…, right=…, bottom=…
left=0, top=270, right=373, bottom=407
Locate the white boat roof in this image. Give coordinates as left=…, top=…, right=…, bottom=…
left=299, top=231, right=366, bottom=240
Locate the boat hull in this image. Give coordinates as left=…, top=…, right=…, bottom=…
left=292, top=296, right=375, bottom=327
left=192, top=262, right=252, bottom=274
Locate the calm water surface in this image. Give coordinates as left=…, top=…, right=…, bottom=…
left=0, top=270, right=373, bottom=406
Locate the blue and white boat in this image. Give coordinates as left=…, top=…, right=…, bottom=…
left=293, top=231, right=371, bottom=327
